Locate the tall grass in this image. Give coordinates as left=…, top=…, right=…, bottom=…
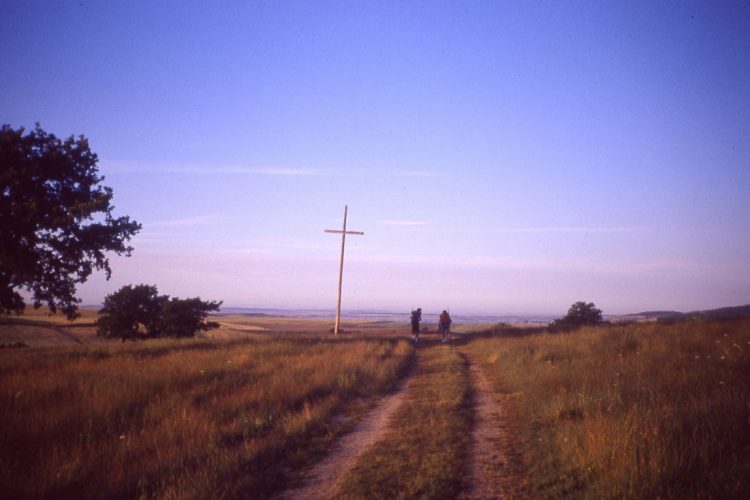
left=0, top=334, right=413, bottom=499
left=467, top=318, right=750, bottom=498
left=338, top=344, right=473, bottom=499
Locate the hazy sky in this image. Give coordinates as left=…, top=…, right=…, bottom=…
left=3, top=1, right=749, bottom=315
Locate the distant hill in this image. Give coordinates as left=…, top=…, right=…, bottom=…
left=616, top=304, right=750, bottom=322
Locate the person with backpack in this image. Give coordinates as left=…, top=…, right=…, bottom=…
left=439, top=310, right=452, bottom=343
left=411, top=308, right=422, bottom=343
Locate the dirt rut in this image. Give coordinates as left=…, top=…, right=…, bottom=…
left=278, top=365, right=417, bottom=499
left=459, top=350, right=527, bottom=499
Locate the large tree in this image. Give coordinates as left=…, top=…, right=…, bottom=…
left=0, top=124, right=141, bottom=319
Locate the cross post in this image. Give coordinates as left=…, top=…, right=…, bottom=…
left=324, top=205, right=364, bottom=335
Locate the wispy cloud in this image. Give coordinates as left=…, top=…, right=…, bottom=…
left=102, top=161, right=321, bottom=176
left=149, top=166, right=321, bottom=176
left=357, top=169, right=438, bottom=178
left=102, top=160, right=441, bottom=179
left=207, top=167, right=321, bottom=176
left=350, top=252, right=690, bottom=275
left=500, top=227, right=637, bottom=233
left=148, top=214, right=224, bottom=227
left=377, top=220, right=430, bottom=226
left=394, top=170, right=437, bottom=178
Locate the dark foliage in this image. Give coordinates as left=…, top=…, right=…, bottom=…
left=0, top=123, right=141, bottom=319
left=160, top=297, right=221, bottom=338
left=96, top=284, right=222, bottom=341
left=551, top=301, right=603, bottom=331
left=96, top=285, right=165, bottom=341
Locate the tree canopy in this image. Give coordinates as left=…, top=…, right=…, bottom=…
left=551, top=301, right=604, bottom=330
left=96, top=284, right=222, bottom=341
left=95, top=284, right=164, bottom=341
left=0, top=123, right=141, bottom=319
left=160, top=297, right=222, bottom=338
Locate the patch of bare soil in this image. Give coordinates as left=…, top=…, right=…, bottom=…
left=278, top=363, right=417, bottom=500
left=459, top=350, right=528, bottom=499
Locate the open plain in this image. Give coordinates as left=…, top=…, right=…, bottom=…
left=1, top=312, right=749, bottom=499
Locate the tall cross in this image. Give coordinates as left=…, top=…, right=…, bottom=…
left=324, top=205, right=364, bottom=335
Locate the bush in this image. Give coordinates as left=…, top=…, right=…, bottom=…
left=160, top=297, right=221, bottom=338
left=96, top=284, right=221, bottom=341
left=551, top=301, right=603, bottom=331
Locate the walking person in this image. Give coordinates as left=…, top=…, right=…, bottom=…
left=439, top=309, right=452, bottom=343
left=411, top=308, right=422, bottom=343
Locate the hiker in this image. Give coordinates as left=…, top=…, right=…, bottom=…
left=411, top=308, right=422, bottom=343
left=439, top=309, right=452, bottom=343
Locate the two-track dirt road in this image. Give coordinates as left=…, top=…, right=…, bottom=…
left=279, top=338, right=526, bottom=499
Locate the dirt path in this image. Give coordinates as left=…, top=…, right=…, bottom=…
left=278, top=360, right=418, bottom=500
left=458, top=349, right=527, bottom=499
left=279, top=344, right=526, bottom=499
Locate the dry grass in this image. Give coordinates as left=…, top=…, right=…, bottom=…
left=337, top=343, right=473, bottom=499
left=7, top=312, right=745, bottom=498
left=467, top=318, right=750, bottom=499
left=0, top=310, right=406, bottom=347
left=0, top=308, right=99, bottom=347
left=0, top=334, right=413, bottom=499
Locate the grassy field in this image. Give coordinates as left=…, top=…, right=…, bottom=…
left=467, top=318, right=750, bottom=499
left=2, top=313, right=748, bottom=499
left=0, top=333, right=413, bottom=499
left=0, top=308, right=414, bottom=347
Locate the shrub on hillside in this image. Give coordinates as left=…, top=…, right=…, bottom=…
left=96, top=284, right=221, bottom=341
left=550, top=301, right=603, bottom=331
left=96, top=285, right=164, bottom=341
left=160, top=297, right=221, bottom=338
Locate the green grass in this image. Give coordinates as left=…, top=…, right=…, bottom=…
left=467, top=318, right=750, bottom=499
left=337, top=343, right=473, bottom=499
left=0, top=334, right=413, bottom=499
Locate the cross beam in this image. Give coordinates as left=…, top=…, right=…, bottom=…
left=324, top=205, right=364, bottom=335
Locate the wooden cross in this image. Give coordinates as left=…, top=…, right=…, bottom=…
left=324, top=205, right=364, bottom=335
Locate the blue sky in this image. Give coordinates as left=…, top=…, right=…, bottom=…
left=3, top=1, right=749, bottom=315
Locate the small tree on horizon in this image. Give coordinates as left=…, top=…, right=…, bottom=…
left=551, top=301, right=603, bottom=331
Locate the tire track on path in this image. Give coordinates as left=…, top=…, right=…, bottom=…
left=458, top=348, right=528, bottom=499
left=278, top=356, right=419, bottom=500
